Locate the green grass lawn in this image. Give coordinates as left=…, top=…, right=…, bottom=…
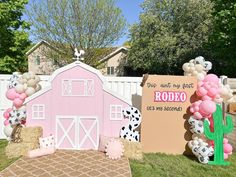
left=1, top=139, right=236, bottom=176
left=130, top=153, right=236, bottom=177
left=0, top=140, right=19, bottom=172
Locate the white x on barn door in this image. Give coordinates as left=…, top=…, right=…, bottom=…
left=78, top=117, right=99, bottom=150
left=56, top=116, right=98, bottom=150
left=56, top=116, right=76, bottom=149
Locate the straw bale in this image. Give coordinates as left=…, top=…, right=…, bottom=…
left=5, top=142, right=39, bottom=158
left=119, top=138, right=143, bottom=160
left=21, top=127, right=42, bottom=143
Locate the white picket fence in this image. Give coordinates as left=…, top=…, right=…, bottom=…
left=0, top=75, right=142, bottom=139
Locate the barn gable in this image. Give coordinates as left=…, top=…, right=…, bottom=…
left=25, top=61, right=131, bottom=105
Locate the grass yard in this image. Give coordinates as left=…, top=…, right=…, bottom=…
left=0, top=140, right=19, bottom=171
left=130, top=153, right=236, bottom=177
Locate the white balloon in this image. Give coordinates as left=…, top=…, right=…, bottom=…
left=25, top=87, right=36, bottom=96
left=189, top=63, right=195, bottom=67
left=34, top=75, right=40, bottom=83
left=182, top=63, right=189, bottom=71
left=4, top=125, right=13, bottom=137
left=28, top=71, right=36, bottom=79
left=203, top=61, right=212, bottom=71
left=15, top=84, right=25, bottom=93
left=189, top=59, right=195, bottom=63
left=189, top=67, right=195, bottom=72
left=188, top=141, right=194, bottom=149
left=23, top=83, right=28, bottom=90
left=27, top=79, right=37, bottom=87
left=35, top=84, right=42, bottom=92
left=197, top=73, right=205, bottom=81
left=195, top=64, right=204, bottom=72
left=23, top=73, right=30, bottom=80
left=193, top=140, right=199, bottom=145
left=194, top=56, right=205, bottom=65
left=192, top=71, right=198, bottom=76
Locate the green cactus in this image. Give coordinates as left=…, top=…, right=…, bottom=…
left=204, top=104, right=234, bottom=165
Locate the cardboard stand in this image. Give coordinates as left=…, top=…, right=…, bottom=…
left=141, top=75, right=197, bottom=154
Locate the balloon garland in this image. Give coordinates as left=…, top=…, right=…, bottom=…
left=183, top=56, right=234, bottom=165
left=3, top=72, right=41, bottom=140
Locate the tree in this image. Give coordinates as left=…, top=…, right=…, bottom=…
left=127, top=0, right=214, bottom=75
left=0, top=0, right=30, bottom=73
left=207, top=0, right=236, bottom=77
left=26, top=0, right=126, bottom=67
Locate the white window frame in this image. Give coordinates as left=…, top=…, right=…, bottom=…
left=32, top=104, right=45, bottom=120
left=62, top=79, right=94, bottom=96
left=110, top=105, right=123, bottom=121
left=107, top=66, right=115, bottom=76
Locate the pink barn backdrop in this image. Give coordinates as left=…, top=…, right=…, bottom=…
left=25, top=61, right=130, bottom=150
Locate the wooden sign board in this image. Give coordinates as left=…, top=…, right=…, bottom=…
left=141, top=75, right=197, bottom=154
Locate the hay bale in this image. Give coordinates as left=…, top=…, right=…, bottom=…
left=119, top=138, right=143, bottom=160
left=5, top=142, right=39, bottom=158
left=21, top=127, right=43, bottom=143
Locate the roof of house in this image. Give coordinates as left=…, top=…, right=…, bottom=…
left=26, top=41, right=50, bottom=56
left=25, top=61, right=131, bottom=105
left=99, top=47, right=128, bottom=63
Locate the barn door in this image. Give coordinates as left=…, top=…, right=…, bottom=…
left=78, top=117, right=99, bottom=150
left=56, top=116, right=77, bottom=149
left=56, top=116, right=99, bottom=150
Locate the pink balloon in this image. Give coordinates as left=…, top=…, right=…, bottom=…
left=223, top=138, right=228, bottom=144
left=197, top=87, right=207, bottom=96
left=224, top=143, right=233, bottom=154
left=19, top=93, right=27, bottom=100
left=194, top=105, right=199, bottom=112
left=4, top=119, right=9, bottom=126
left=204, top=74, right=219, bottom=84
left=199, top=100, right=216, bottom=116
left=224, top=153, right=229, bottom=159
left=202, top=95, right=212, bottom=101
left=6, top=88, right=16, bottom=100
left=15, top=93, right=20, bottom=98
left=13, top=98, right=23, bottom=108
left=205, top=83, right=211, bottom=90
left=208, top=88, right=218, bottom=97
left=190, top=107, right=194, bottom=113
left=3, top=108, right=13, bottom=119
left=194, top=112, right=202, bottom=119
left=3, top=112, right=9, bottom=119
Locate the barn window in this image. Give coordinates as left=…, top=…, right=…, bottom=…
left=110, top=105, right=123, bottom=120
left=62, top=79, right=94, bottom=96
left=32, top=104, right=45, bottom=119
left=107, top=66, right=115, bottom=75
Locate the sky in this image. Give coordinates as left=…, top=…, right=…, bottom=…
left=115, top=0, right=144, bottom=46
left=24, top=0, right=144, bottom=47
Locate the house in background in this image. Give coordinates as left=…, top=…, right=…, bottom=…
left=26, top=41, right=60, bottom=75
left=26, top=40, right=128, bottom=76
left=99, top=47, right=128, bottom=76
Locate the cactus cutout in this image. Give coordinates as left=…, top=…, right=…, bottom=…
left=204, top=104, right=234, bottom=165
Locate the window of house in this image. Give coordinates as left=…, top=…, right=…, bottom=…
left=36, top=55, right=40, bottom=65
left=32, top=104, right=45, bottom=119
left=62, top=79, right=94, bottom=96
left=110, top=105, right=123, bottom=120
left=107, top=66, right=115, bottom=75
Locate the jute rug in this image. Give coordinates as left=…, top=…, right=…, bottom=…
left=0, top=150, right=131, bottom=177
